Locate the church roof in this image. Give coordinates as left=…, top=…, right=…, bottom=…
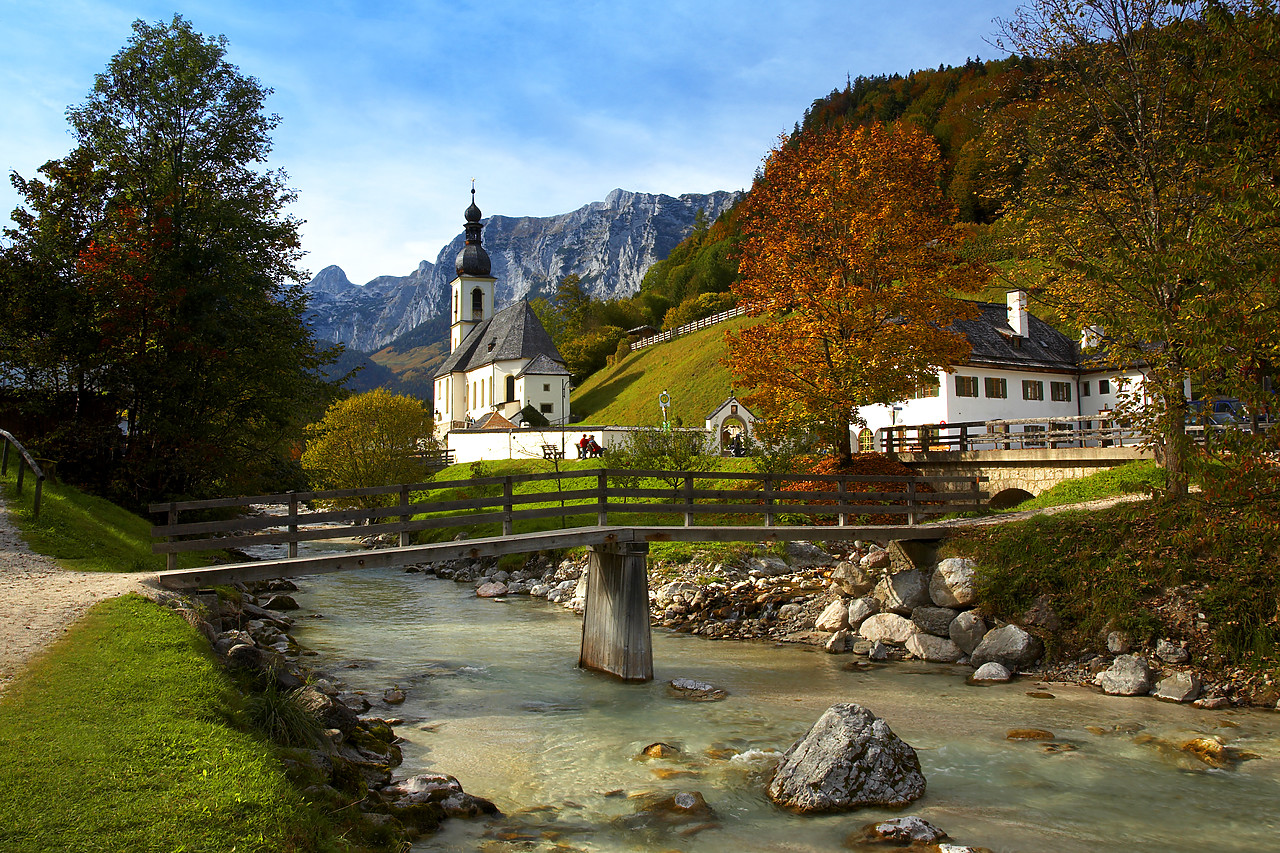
left=472, top=411, right=518, bottom=430
left=517, top=353, right=571, bottom=377
left=456, top=188, right=492, bottom=277
left=951, top=302, right=1079, bottom=372
left=434, top=299, right=566, bottom=379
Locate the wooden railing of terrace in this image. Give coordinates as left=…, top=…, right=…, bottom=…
left=0, top=429, right=47, bottom=520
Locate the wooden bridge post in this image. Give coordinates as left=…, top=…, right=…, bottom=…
left=579, top=541, right=653, bottom=682
left=288, top=491, right=300, bottom=558
left=399, top=485, right=411, bottom=547
left=596, top=469, right=608, bottom=526
left=166, top=504, right=178, bottom=572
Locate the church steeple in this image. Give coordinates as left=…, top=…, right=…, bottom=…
left=456, top=186, right=492, bottom=277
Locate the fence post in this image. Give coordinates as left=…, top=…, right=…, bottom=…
left=288, top=491, right=299, bottom=558
left=167, top=504, right=178, bottom=572
left=400, top=484, right=412, bottom=547
left=597, top=469, right=609, bottom=526
left=837, top=477, right=848, bottom=527
left=959, top=424, right=969, bottom=451
left=906, top=479, right=918, bottom=526
left=1, top=439, right=8, bottom=476
left=16, top=460, right=25, bottom=495
left=502, top=477, right=514, bottom=536
left=764, top=474, right=775, bottom=527
left=683, top=474, right=693, bottom=527
left=32, top=476, right=43, bottom=521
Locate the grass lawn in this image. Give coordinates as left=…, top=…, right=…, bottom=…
left=0, top=595, right=334, bottom=853
left=0, top=465, right=218, bottom=572
left=1008, top=460, right=1168, bottom=512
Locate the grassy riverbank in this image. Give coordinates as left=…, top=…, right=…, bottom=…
left=0, top=465, right=215, bottom=572
left=0, top=595, right=337, bottom=853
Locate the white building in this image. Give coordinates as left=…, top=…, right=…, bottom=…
left=855, top=291, right=1158, bottom=450
left=433, top=192, right=571, bottom=438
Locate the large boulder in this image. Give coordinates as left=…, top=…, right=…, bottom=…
left=657, top=581, right=702, bottom=605
left=831, top=561, right=877, bottom=597
left=858, top=613, right=921, bottom=645
left=911, top=606, right=959, bottom=637
left=905, top=633, right=963, bottom=663
left=1095, top=655, right=1153, bottom=696
left=929, top=557, right=978, bottom=608
left=949, top=610, right=988, bottom=655
left=747, top=555, right=791, bottom=577
left=785, top=540, right=835, bottom=567
left=295, top=685, right=360, bottom=735
left=969, top=624, right=1043, bottom=670
left=1152, top=671, right=1202, bottom=703
left=767, top=703, right=925, bottom=813
left=873, top=570, right=931, bottom=615
left=847, top=596, right=879, bottom=629
left=815, top=600, right=850, bottom=632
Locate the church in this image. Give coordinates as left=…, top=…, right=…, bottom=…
left=433, top=191, right=571, bottom=438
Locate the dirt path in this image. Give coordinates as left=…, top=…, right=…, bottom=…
left=0, top=496, right=159, bottom=695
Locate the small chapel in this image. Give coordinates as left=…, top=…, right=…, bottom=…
left=432, top=191, right=571, bottom=439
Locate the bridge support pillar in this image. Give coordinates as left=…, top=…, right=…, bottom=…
left=579, top=542, right=653, bottom=682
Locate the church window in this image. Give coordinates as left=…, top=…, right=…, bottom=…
left=506, top=375, right=516, bottom=402
left=472, top=288, right=484, bottom=318
left=857, top=428, right=875, bottom=452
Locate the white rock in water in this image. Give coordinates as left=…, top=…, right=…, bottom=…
left=971, top=662, right=1012, bottom=682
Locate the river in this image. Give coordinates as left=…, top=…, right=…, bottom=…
left=288, top=566, right=1280, bottom=852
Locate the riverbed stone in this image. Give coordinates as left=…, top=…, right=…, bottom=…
left=929, top=557, right=977, bottom=608
left=831, top=561, right=877, bottom=597
left=657, top=581, right=702, bottom=605
left=1152, top=671, right=1202, bottom=703
left=1157, top=639, right=1190, bottom=664
left=747, top=556, right=791, bottom=577
left=1095, top=654, right=1152, bottom=696
left=1107, top=631, right=1131, bottom=654
left=785, top=540, right=834, bottom=567
left=970, top=662, right=1012, bottom=682
left=847, top=596, right=879, bottom=629
left=911, top=606, right=959, bottom=637
left=815, top=600, right=850, bottom=632
left=859, top=613, right=921, bottom=645
left=476, top=581, right=508, bottom=598
left=825, top=629, right=851, bottom=654
left=970, top=624, right=1043, bottom=670
left=766, top=703, right=925, bottom=813
left=860, top=548, right=891, bottom=570
left=668, top=678, right=728, bottom=701
left=873, top=570, right=930, bottom=615
left=949, top=610, right=988, bottom=655
left=852, top=815, right=948, bottom=845
left=905, top=633, right=963, bottom=663
left=868, top=640, right=891, bottom=661
left=296, top=685, right=361, bottom=735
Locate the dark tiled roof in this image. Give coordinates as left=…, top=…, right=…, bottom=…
left=434, top=300, right=566, bottom=379
left=952, top=302, right=1079, bottom=372
left=517, top=353, right=571, bottom=377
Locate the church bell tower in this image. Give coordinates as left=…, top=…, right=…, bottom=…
left=449, top=187, right=497, bottom=353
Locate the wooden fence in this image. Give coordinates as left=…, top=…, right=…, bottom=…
left=0, top=429, right=46, bottom=520
left=630, top=306, right=746, bottom=351
left=879, top=415, right=1145, bottom=453
left=150, top=469, right=987, bottom=570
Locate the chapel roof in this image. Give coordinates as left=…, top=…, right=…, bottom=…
left=434, top=299, right=565, bottom=379
left=951, top=301, right=1079, bottom=372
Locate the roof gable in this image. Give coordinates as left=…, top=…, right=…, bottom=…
left=434, top=300, right=565, bottom=378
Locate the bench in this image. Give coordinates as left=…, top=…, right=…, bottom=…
left=542, top=444, right=565, bottom=460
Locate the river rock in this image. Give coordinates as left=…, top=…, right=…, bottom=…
left=657, top=581, right=701, bottom=604
left=1107, top=631, right=1131, bottom=654
left=1095, top=654, right=1152, bottom=695
left=668, top=678, right=728, bottom=701
left=383, top=688, right=406, bottom=705
left=861, top=547, right=891, bottom=570
left=766, top=703, right=925, bottom=813
left=260, top=594, right=300, bottom=611
left=970, top=624, right=1043, bottom=670
left=949, top=610, right=988, bottom=655
left=911, top=606, right=959, bottom=637
left=929, top=557, right=977, bottom=608
left=852, top=815, right=948, bottom=845
left=859, top=613, right=921, bottom=645
left=905, top=633, right=963, bottom=663
left=747, top=555, right=791, bottom=577
left=641, top=742, right=680, bottom=758
left=815, top=600, right=850, bottom=632
left=873, top=570, right=930, bottom=615
left=825, top=629, right=851, bottom=654
left=970, top=662, right=1012, bottom=682
left=848, top=596, right=879, bottom=629
left=1152, top=671, right=1201, bottom=703
left=1157, top=639, right=1189, bottom=664
left=868, top=640, right=890, bottom=661
left=785, top=540, right=834, bottom=567
left=295, top=685, right=360, bottom=735
left=831, top=561, right=877, bottom=597
left=476, top=581, right=508, bottom=598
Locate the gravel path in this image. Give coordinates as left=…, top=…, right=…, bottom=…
left=0, top=495, right=158, bottom=695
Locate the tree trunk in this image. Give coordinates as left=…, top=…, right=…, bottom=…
left=1160, top=383, right=1189, bottom=500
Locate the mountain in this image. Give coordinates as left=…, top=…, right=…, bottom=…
left=305, top=188, right=740, bottom=353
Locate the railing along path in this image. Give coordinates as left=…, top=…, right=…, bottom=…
left=0, top=430, right=47, bottom=520
left=150, top=468, right=986, bottom=577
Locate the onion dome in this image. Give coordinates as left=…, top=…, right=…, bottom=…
left=456, top=187, right=492, bottom=276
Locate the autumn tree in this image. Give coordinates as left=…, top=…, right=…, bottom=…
left=726, top=121, right=985, bottom=462
left=2, top=16, right=336, bottom=502
left=993, top=1, right=1280, bottom=499
left=301, top=389, right=437, bottom=507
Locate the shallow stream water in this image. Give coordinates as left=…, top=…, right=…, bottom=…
left=288, top=567, right=1280, bottom=852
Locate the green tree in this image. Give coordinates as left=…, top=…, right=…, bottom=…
left=301, top=389, right=436, bottom=506
left=994, top=0, right=1280, bottom=499
left=2, top=15, right=336, bottom=503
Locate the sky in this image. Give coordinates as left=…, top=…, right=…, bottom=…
left=2, top=1, right=1024, bottom=285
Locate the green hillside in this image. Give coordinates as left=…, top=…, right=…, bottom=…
left=571, top=314, right=759, bottom=426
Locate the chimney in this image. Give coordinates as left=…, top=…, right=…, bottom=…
left=1007, top=290, right=1029, bottom=338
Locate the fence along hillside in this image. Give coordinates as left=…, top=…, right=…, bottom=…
left=630, top=306, right=745, bottom=351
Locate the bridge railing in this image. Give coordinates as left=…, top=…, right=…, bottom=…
left=150, top=468, right=988, bottom=569
left=879, top=414, right=1146, bottom=453
left=0, top=429, right=47, bottom=520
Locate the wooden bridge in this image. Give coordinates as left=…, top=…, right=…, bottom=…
left=151, top=468, right=986, bottom=682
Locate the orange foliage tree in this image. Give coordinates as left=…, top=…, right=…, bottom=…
left=726, top=121, right=986, bottom=462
